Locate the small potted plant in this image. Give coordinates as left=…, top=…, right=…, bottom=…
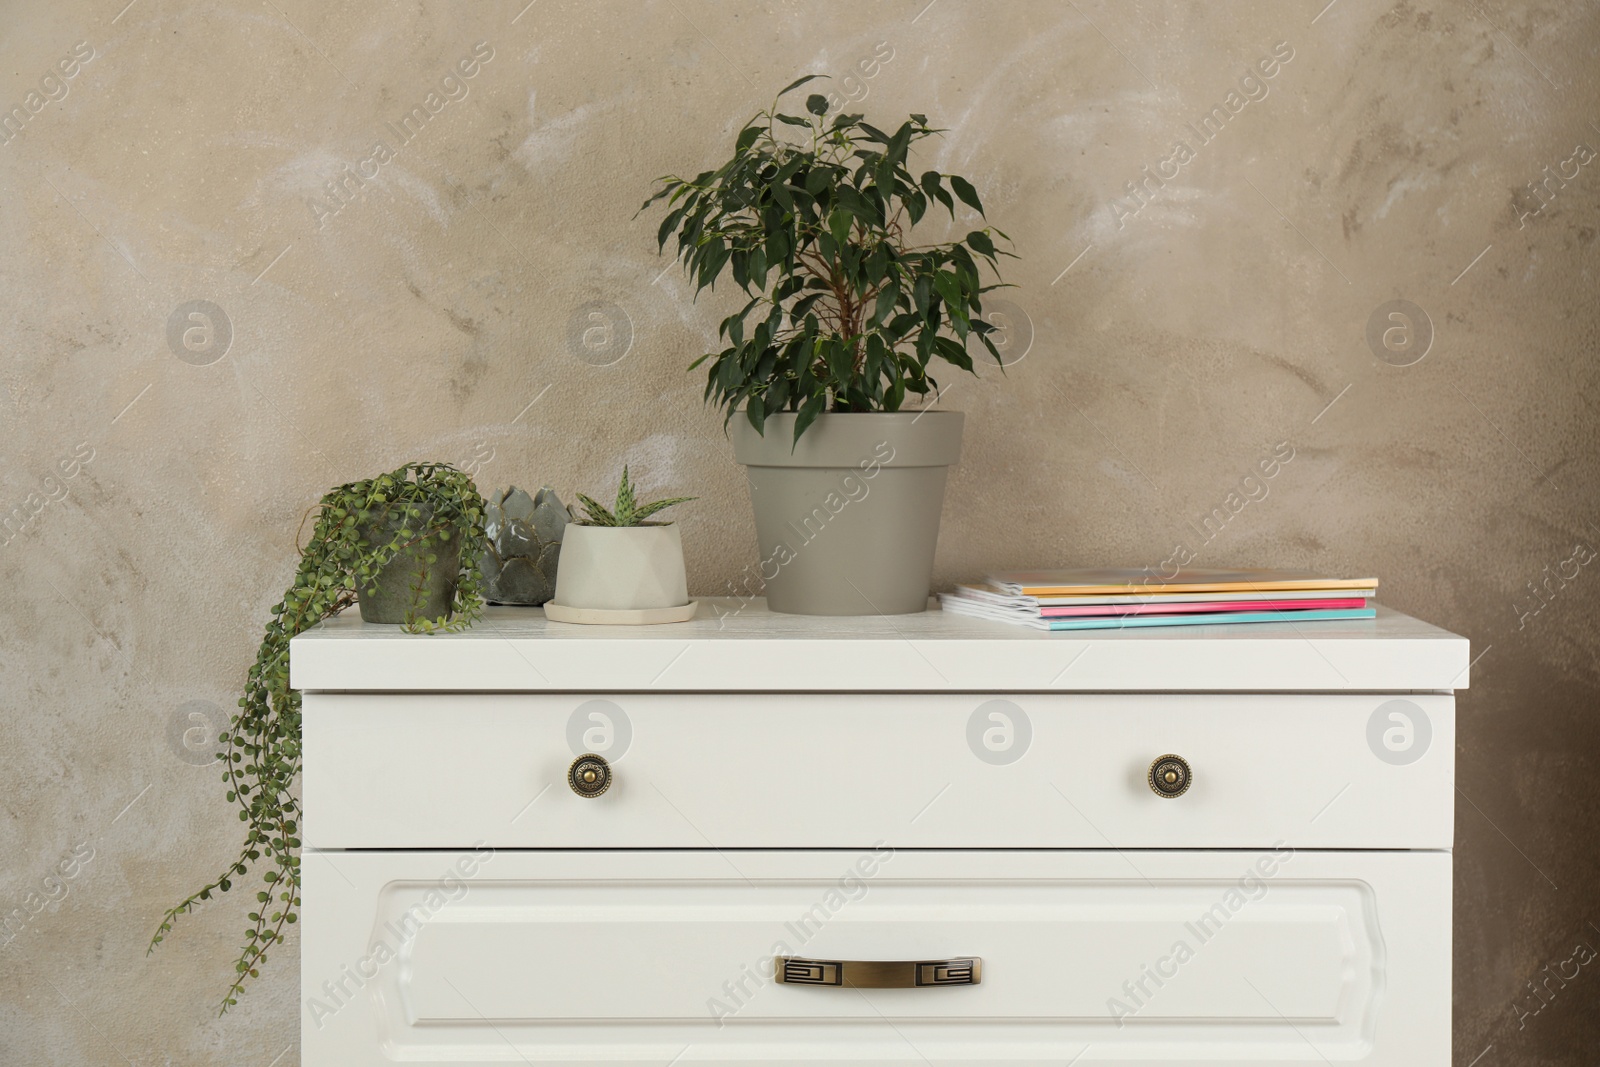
left=149, top=462, right=486, bottom=1012
left=641, top=75, right=1015, bottom=615
left=350, top=464, right=488, bottom=623
left=545, top=467, right=697, bottom=624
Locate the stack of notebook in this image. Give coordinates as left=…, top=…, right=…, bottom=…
left=939, top=568, right=1378, bottom=631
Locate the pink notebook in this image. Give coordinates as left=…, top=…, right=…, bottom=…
left=1040, top=597, right=1370, bottom=618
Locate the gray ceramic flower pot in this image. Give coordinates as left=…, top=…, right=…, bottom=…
left=356, top=504, right=463, bottom=624
left=730, top=411, right=963, bottom=616
left=481, top=486, right=567, bottom=605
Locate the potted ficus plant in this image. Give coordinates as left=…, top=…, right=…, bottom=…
left=546, top=466, right=697, bottom=624
left=641, top=75, right=1015, bottom=615
left=149, top=462, right=486, bottom=1012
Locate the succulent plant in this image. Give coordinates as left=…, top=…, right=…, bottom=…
left=481, top=486, right=568, bottom=604
left=574, top=466, right=695, bottom=527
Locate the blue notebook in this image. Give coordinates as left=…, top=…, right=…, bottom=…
left=1034, top=607, right=1377, bottom=631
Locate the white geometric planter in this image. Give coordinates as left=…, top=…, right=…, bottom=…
left=549, top=524, right=690, bottom=615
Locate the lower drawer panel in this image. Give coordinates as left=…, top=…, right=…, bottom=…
left=302, top=848, right=1450, bottom=1065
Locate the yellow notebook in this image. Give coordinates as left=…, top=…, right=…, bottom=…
left=990, top=567, right=1379, bottom=597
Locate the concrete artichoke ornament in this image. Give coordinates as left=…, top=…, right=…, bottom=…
left=481, top=486, right=568, bottom=605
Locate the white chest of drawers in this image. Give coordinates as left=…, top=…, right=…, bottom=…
left=290, top=600, right=1468, bottom=1066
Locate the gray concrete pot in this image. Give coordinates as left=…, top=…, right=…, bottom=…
left=355, top=504, right=463, bottom=624
left=731, top=411, right=963, bottom=616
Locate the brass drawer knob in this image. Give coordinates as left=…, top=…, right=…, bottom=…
left=568, top=753, right=612, bottom=798
left=1148, top=754, right=1192, bottom=798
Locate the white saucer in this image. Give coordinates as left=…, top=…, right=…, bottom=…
left=542, top=601, right=699, bottom=626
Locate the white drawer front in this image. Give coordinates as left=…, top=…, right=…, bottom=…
left=303, top=693, right=1453, bottom=849
left=302, top=848, right=1450, bottom=1065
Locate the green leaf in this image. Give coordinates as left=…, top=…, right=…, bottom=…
left=865, top=333, right=888, bottom=380
left=776, top=74, right=824, bottom=97
left=966, top=230, right=995, bottom=257
left=935, top=334, right=975, bottom=371
left=873, top=285, right=898, bottom=325
left=886, top=122, right=913, bottom=167
left=615, top=466, right=637, bottom=524
left=793, top=392, right=826, bottom=445
left=920, top=170, right=954, bottom=216
left=632, top=496, right=698, bottom=522
left=829, top=209, right=852, bottom=250
left=905, top=190, right=927, bottom=224
left=949, top=175, right=984, bottom=214
left=698, top=241, right=731, bottom=289
left=977, top=327, right=1004, bottom=366
left=576, top=493, right=617, bottom=526
left=886, top=369, right=906, bottom=410
left=805, top=94, right=829, bottom=116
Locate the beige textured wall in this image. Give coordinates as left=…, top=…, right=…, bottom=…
left=2, top=0, right=1596, bottom=1062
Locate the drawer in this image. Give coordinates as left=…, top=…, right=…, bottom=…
left=301, top=847, right=1451, bottom=1066
left=302, top=692, right=1454, bottom=849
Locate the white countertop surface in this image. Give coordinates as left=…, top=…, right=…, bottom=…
left=288, top=598, right=1470, bottom=692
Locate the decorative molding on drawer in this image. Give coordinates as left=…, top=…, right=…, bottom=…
left=303, top=849, right=1451, bottom=1066
left=288, top=601, right=1471, bottom=692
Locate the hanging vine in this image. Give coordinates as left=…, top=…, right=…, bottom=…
left=148, top=462, right=486, bottom=1013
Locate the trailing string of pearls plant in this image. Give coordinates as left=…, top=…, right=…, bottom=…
left=148, top=462, right=487, bottom=1012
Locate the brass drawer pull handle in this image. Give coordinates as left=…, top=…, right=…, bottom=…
left=774, top=956, right=982, bottom=988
